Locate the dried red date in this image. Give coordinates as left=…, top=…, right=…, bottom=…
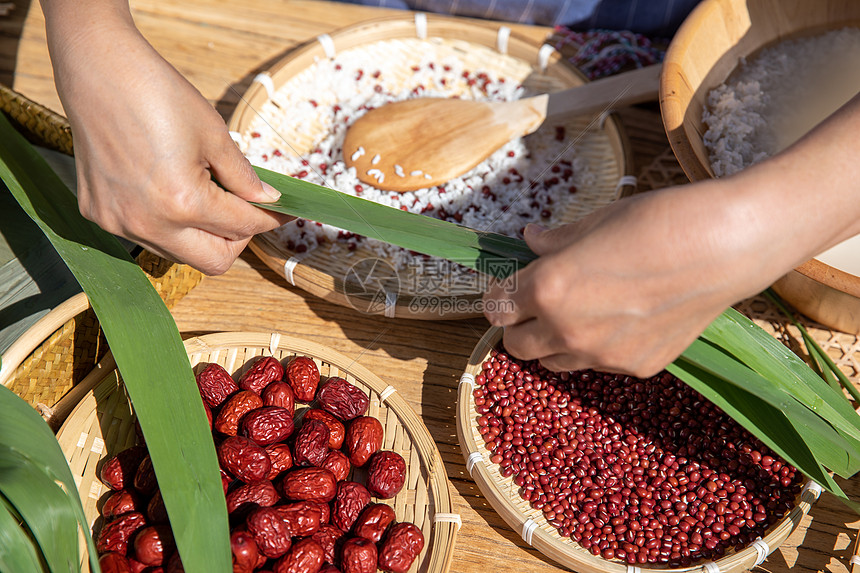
left=315, top=499, right=331, bottom=525
left=344, top=416, right=383, bottom=467
left=133, top=455, right=157, bottom=496
left=311, top=524, right=345, bottom=564
left=378, top=523, right=425, bottom=573
left=366, top=451, right=407, bottom=498
left=133, top=525, right=175, bottom=567
left=321, top=450, right=351, bottom=482
left=279, top=467, right=337, bottom=503
left=240, top=406, right=295, bottom=446
left=303, top=409, right=345, bottom=449
left=332, top=481, right=371, bottom=533
left=320, top=565, right=341, bottom=573
left=286, top=356, right=320, bottom=402
left=196, top=363, right=239, bottom=408
left=246, top=506, right=293, bottom=559
left=264, top=443, right=294, bottom=481
left=274, top=538, right=324, bottom=573
left=218, top=436, right=271, bottom=484
left=276, top=501, right=323, bottom=537
left=226, top=480, right=281, bottom=515
left=99, top=446, right=147, bottom=491
left=102, top=489, right=143, bottom=521
left=341, top=537, right=378, bottom=573
left=354, top=503, right=396, bottom=543
left=317, top=377, right=369, bottom=421
left=214, top=390, right=264, bottom=436
left=263, top=381, right=296, bottom=414
left=96, top=511, right=147, bottom=555
left=293, top=419, right=330, bottom=466
left=239, top=356, right=284, bottom=394
left=98, top=552, right=132, bottom=573
left=147, top=490, right=168, bottom=523
left=231, top=529, right=261, bottom=573
left=165, top=552, right=185, bottom=573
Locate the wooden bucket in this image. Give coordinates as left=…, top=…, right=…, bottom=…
left=56, top=331, right=458, bottom=572
left=660, top=0, right=860, bottom=334
left=228, top=14, right=635, bottom=320
left=456, top=326, right=818, bottom=573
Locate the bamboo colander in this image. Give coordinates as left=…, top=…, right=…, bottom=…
left=56, top=331, right=458, bottom=572
left=228, top=13, right=634, bottom=320
left=456, top=327, right=818, bottom=573
left=0, top=84, right=205, bottom=418
left=660, top=0, right=860, bottom=334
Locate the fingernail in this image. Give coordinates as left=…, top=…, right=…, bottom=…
left=524, top=223, right=548, bottom=236
left=261, top=182, right=281, bottom=202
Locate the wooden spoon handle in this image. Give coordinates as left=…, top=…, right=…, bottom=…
left=545, top=63, right=663, bottom=119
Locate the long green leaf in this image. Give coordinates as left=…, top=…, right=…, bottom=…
left=0, top=384, right=95, bottom=572
left=676, top=339, right=860, bottom=477
left=666, top=355, right=860, bottom=514
left=702, top=308, right=860, bottom=444
left=0, top=113, right=230, bottom=572
left=0, top=448, right=80, bottom=572
left=252, top=166, right=539, bottom=272
left=0, top=494, right=44, bottom=573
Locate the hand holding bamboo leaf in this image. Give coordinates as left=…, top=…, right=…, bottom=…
left=39, top=0, right=290, bottom=276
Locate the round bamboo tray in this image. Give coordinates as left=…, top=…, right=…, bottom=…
left=56, top=331, right=458, bottom=572
left=228, top=14, right=634, bottom=320
left=660, top=0, right=860, bottom=333
left=456, top=326, right=818, bottom=573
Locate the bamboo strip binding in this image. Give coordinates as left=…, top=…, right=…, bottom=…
left=456, top=326, right=816, bottom=573
left=56, top=331, right=458, bottom=573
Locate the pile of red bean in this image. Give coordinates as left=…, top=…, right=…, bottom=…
left=473, top=349, right=802, bottom=567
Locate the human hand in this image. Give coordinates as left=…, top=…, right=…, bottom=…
left=482, top=183, right=780, bottom=377
left=43, top=3, right=290, bottom=275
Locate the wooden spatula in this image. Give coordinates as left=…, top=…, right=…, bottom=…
left=342, top=63, right=662, bottom=192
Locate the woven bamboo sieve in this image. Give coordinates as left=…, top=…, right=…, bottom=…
left=0, top=84, right=205, bottom=414
left=228, top=13, right=635, bottom=320
left=56, top=331, right=458, bottom=572
left=455, top=326, right=818, bottom=573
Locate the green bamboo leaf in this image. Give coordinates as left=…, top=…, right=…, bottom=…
left=666, top=355, right=860, bottom=513
left=0, top=113, right=230, bottom=572
left=252, top=166, right=539, bottom=271
left=0, top=447, right=79, bottom=572
left=0, top=384, right=97, bottom=572
left=700, top=309, right=860, bottom=462
left=0, top=494, right=45, bottom=572
left=679, top=338, right=860, bottom=477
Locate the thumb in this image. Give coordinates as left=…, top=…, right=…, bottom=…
left=208, top=131, right=281, bottom=203
left=523, top=222, right=582, bottom=256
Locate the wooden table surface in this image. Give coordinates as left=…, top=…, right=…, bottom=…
left=4, top=1, right=860, bottom=572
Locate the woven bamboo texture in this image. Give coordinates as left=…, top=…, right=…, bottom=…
left=228, top=14, right=635, bottom=320
left=660, top=0, right=860, bottom=334
left=456, top=326, right=818, bottom=573
left=56, top=331, right=458, bottom=573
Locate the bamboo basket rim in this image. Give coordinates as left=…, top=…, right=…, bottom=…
left=229, top=13, right=635, bottom=320
left=455, top=326, right=817, bottom=573
left=57, top=330, right=458, bottom=573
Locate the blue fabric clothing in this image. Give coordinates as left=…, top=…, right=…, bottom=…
left=335, top=0, right=702, bottom=37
